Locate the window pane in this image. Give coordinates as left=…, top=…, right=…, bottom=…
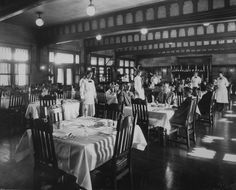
left=91, top=57, right=97, bottom=65
left=125, top=60, right=129, bottom=67
left=0, top=75, right=10, bottom=86
left=98, top=58, right=105, bottom=66
left=75, top=55, right=80, bottom=64
left=49, top=52, right=55, bottom=62
left=118, top=68, right=123, bottom=75
left=130, top=61, right=135, bottom=67
left=119, top=60, right=124, bottom=67
left=66, top=68, right=72, bottom=85
left=15, top=63, right=29, bottom=75
left=15, top=75, right=28, bottom=86
left=55, top=53, right=74, bottom=64
left=0, top=63, right=11, bottom=74
left=0, top=47, right=12, bottom=60
left=57, top=68, right=64, bottom=84
left=14, top=48, right=29, bottom=62
left=99, top=67, right=104, bottom=74
left=125, top=68, right=129, bottom=75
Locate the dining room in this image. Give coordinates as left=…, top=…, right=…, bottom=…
left=1, top=0, right=236, bottom=190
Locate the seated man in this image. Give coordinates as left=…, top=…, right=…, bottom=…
left=170, top=87, right=193, bottom=125
left=198, top=84, right=213, bottom=115
left=156, top=82, right=176, bottom=106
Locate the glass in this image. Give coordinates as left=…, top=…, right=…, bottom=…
left=0, top=47, right=12, bottom=60
left=66, top=68, right=72, bottom=85
left=119, top=60, right=124, bottom=67
left=15, top=75, right=29, bottom=86
left=0, top=75, right=10, bottom=86
left=91, top=57, right=97, bottom=65
left=49, top=52, right=55, bottom=62
left=57, top=68, right=64, bottom=84
left=55, top=52, right=74, bottom=64
left=14, top=48, right=29, bottom=62
left=98, top=57, right=105, bottom=66
left=75, top=55, right=80, bottom=64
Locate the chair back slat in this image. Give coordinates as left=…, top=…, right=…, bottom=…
left=131, top=98, right=149, bottom=128
left=186, top=97, right=197, bottom=127
left=113, top=114, right=137, bottom=160
left=176, top=92, right=184, bottom=107
left=8, top=93, right=24, bottom=109
left=31, top=119, right=58, bottom=168
left=105, top=103, right=122, bottom=121
left=29, top=93, right=40, bottom=103
left=39, top=95, right=57, bottom=118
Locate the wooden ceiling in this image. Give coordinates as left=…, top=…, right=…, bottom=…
left=3, top=0, right=165, bottom=28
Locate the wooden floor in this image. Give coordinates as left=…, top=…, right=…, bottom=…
left=1, top=100, right=236, bottom=190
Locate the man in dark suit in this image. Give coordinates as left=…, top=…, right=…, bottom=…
left=157, top=82, right=177, bottom=106
left=198, top=84, right=213, bottom=115
left=170, top=87, right=193, bottom=125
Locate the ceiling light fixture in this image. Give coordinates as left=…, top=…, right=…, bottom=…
left=96, top=34, right=102, bottom=40
left=86, top=0, right=96, bottom=16
left=35, top=12, right=44, bottom=27
left=140, top=28, right=148, bottom=35
left=203, top=23, right=210, bottom=27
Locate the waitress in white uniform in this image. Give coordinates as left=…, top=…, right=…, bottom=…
left=80, top=70, right=97, bottom=116
left=134, top=69, right=145, bottom=100
left=215, top=72, right=229, bottom=111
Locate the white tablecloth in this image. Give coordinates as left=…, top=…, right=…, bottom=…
left=123, top=104, right=175, bottom=134
left=25, top=99, right=80, bottom=120
left=15, top=116, right=146, bottom=190
left=0, top=97, right=10, bottom=109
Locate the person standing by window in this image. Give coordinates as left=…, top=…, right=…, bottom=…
left=80, top=70, right=97, bottom=116
left=134, top=69, right=145, bottom=100
left=215, top=72, right=229, bottom=112
left=191, top=72, right=201, bottom=93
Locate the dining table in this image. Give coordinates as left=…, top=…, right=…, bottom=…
left=15, top=116, right=147, bottom=190
left=25, top=99, right=80, bottom=120
left=123, top=103, right=175, bottom=135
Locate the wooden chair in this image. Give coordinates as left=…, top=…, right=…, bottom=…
left=131, top=98, right=150, bottom=142
left=30, top=118, right=86, bottom=190
left=168, top=97, right=197, bottom=149
left=97, top=114, right=137, bottom=190
left=39, top=95, right=57, bottom=107
left=95, top=92, right=107, bottom=118
left=29, top=92, right=40, bottom=103
left=198, top=91, right=216, bottom=128
left=49, top=108, right=64, bottom=129
left=39, top=95, right=57, bottom=118
left=104, top=103, right=122, bottom=121
left=176, top=92, right=184, bottom=107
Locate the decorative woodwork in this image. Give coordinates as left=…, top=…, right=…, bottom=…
left=39, top=0, right=236, bottom=44
left=171, top=56, right=212, bottom=81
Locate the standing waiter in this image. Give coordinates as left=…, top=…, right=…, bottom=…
left=134, top=69, right=145, bottom=100
left=191, top=72, right=201, bottom=96
left=215, top=72, right=229, bottom=112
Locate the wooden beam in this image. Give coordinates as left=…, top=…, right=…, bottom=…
left=0, top=0, right=57, bottom=21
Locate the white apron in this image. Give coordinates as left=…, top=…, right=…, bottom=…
left=215, top=77, right=229, bottom=103
left=80, top=79, right=96, bottom=116
left=134, top=75, right=145, bottom=100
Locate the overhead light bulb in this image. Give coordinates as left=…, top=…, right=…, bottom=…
left=35, top=12, right=44, bottom=27
left=86, top=0, right=96, bottom=16
left=140, top=28, right=148, bottom=35
left=203, top=23, right=210, bottom=27
left=96, top=34, right=102, bottom=40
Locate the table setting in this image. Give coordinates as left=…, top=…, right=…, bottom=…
left=15, top=116, right=147, bottom=190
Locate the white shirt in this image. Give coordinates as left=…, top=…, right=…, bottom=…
left=80, top=78, right=97, bottom=105
left=191, top=76, right=201, bottom=88
left=134, top=75, right=145, bottom=100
